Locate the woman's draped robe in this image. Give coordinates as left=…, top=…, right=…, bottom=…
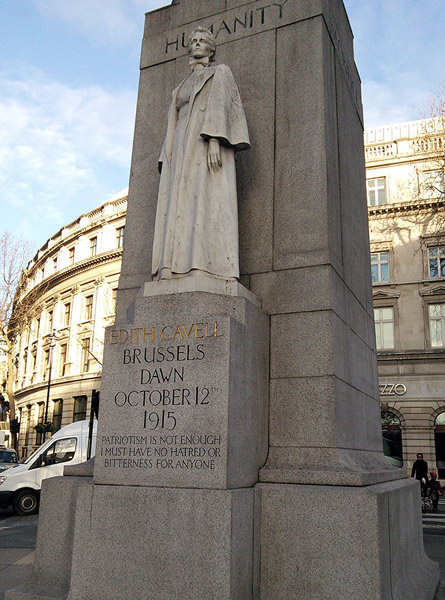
left=152, top=64, right=250, bottom=280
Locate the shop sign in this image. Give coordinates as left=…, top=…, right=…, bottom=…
left=379, top=383, right=407, bottom=396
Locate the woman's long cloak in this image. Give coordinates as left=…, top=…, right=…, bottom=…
left=152, top=64, right=250, bottom=280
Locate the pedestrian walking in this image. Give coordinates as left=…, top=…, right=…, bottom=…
left=427, top=472, right=443, bottom=513
left=411, top=452, right=429, bottom=497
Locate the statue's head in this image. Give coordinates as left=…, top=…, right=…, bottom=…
left=188, top=27, right=216, bottom=63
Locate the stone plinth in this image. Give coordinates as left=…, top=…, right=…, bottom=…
left=255, top=479, right=439, bottom=600
left=65, top=483, right=254, bottom=600
left=5, top=476, right=90, bottom=600
left=94, top=287, right=269, bottom=489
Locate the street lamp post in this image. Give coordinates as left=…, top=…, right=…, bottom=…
left=43, top=329, right=57, bottom=442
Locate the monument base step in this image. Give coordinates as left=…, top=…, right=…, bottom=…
left=5, top=587, right=65, bottom=600
left=6, top=474, right=439, bottom=600
left=6, top=476, right=255, bottom=600
left=256, top=478, right=439, bottom=600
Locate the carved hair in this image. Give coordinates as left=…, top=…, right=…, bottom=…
left=188, top=27, right=216, bottom=62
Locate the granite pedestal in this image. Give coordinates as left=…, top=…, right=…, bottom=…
left=6, top=1, right=440, bottom=598
left=94, top=284, right=269, bottom=490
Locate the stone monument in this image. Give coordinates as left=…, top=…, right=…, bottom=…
left=7, top=1, right=440, bottom=599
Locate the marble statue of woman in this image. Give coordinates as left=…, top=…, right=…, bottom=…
left=152, top=27, right=250, bottom=281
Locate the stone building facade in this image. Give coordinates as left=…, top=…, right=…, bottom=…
left=11, top=191, right=126, bottom=458
left=365, top=119, right=445, bottom=478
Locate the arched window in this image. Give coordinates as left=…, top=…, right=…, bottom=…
left=434, top=412, right=445, bottom=479
left=381, top=410, right=403, bottom=468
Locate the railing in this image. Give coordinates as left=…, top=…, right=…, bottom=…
left=365, top=143, right=397, bottom=160
left=412, top=136, right=444, bottom=153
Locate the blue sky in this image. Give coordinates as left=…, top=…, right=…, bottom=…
left=1, top=0, right=444, bottom=251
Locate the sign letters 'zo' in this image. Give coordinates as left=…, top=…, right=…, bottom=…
left=95, top=316, right=231, bottom=488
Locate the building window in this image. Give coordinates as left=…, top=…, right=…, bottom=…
left=374, top=307, right=394, bottom=350
left=73, top=396, right=87, bottom=422
left=84, top=295, right=93, bottom=320
left=30, top=351, right=37, bottom=380
left=59, top=344, right=67, bottom=377
left=428, top=247, right=445, bottom=278
left=47, top=310, right=53, bottom=333
left=14, top=354, right=19, bottom=383
left=429, top=304, right=445, bottom=347
left=80, top=339, right=91, bottom=373
left=116, top=226, right=125, bottom=249
left=43, top=349, right=50, bottom=380
left=422, top=169, right=445, bottom=199
left=53, top=256, right=58, bottom=272
left=52, top=399, right=63, bottom=432
left=24, top=406, right=31, bottom=449
left=63, top=302, right=71, bottom=327
left=90, top=237, right=97, bottom=257
left=36, top=402, right=45, bottom=445
left=371, top=252, right=389, bottom=283
left=367, top=177, right=387, bottom=206
left=18, top=407, right=23, bottom=443
left=34, top=318, right=40, bottom=339
left=68, top=246, right=75, bottom=265
left=111, top=289, right=117, bottom=313
left=23, top=351, right=28, bottom=379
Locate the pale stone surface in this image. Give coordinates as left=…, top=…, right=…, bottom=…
left=270, top=311, right=344, bottom=379
left=139, top=276, right=261, bottom=306
left=274, top=18, right=333, bottom=272
left=266, top=373, right=395, bottom=481
left=5, top=476, right=90, bottom=600
left=336, top=50, right=373, bottom=313
left=67, top=484, right=254, bottom=600
left=94, top=291, right=269, bottom=489
left=221, top=30, right=275, bottom=275
left=142, top=0, right=360, bottom=70
left=256, top=479, right=439, bottom=600
left=260, top=445, right=406, bottom=486
left=250, top=265, right=343, bottom=316
left=63, top=456, right=94, bottom=477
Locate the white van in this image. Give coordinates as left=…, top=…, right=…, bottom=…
left=0, top=420, right=96, bottom=515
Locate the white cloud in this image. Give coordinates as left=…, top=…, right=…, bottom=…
left=361, top=74, right=441, bottom=129
left=33, top=0, right=168, bottom=46
left=0, top=67, right=136, bottom=247
left=362, top=80, right=420, bottom=128
left=345, top=0, right=445, bottom=128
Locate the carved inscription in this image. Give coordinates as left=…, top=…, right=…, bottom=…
left=100, top=433, right=222, bottom=471
left=100, top=320, right=226, bottom=476
left=164, top=0, right=288, bottom=54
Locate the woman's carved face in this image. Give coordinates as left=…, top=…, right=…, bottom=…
left=188, top=31, right=213, bottom=59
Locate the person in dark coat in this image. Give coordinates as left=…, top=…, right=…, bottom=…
left=411, top=453, right=428, bottom=494
left=427, top=472, right=443, bottom=512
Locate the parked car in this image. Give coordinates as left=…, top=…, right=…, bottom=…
left=0, top=448, right=18, bottom=472
left=0, top=420, right=96, bottom=515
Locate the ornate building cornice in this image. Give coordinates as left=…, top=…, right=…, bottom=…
left=368, top=197, right=445, bottom=217
left=18, top=250, right=123, bottom=307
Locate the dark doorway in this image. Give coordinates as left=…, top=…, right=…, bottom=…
left=381, top=410, right=403, bottom=468
left=434, top=412, right=445, bottom=479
